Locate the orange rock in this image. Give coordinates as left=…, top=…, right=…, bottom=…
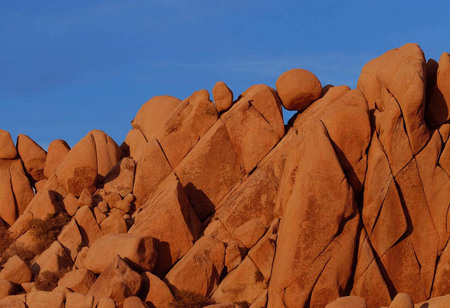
left=432, top=243, right=450, bottom=297
left=362, top=133, right=394, bottom=237
left=212, top=257, right=266, bottom=304
left=74, top=246, right=89, bottom=270
left=77, top=188, right=93, bottom=208
left=0, top=129, right=17, bottom=159
left=65, top=293, right=94, bottom=308
left=57, top=219, right=83, bottom=261
left=94, top=207, right=107, bottom=224
left=222, top=84, right=284, bottom=173
left=129, top=175, right=201, bottom=276
left=358, top=43, right=430, bottom=154
left=381, top=238, right=427, bottom=303
left=0, top=256, right=31, bottom=284
left=30, top=241, right=73, bottom=278
left=10, top=230, right=39, bottom=254
left=213, top=81, right=233, bottom=112
left=103, top=157, right=135, bottom=197
left=132, top=139, right=172, bottom=207
left=275, top=68, right=322, bottom=111
left=96, top=297, right=116, bottom=308
left=439, top=123, right=450, bottom=143
left=165, top=235, right=225, bottom=297
left=74, top=206, right=103, bottom=246
left=351, top=230, right=391, bottom=308
left=97, top=200, right=109, bottom=213
left=389, top=293, right=413, bottom=308
left=123, top=128, right=147, bottom=159
left=84, top=233, right=157, bottom=274
left=268, top=123, right=357, bottom=308
left=43, top=140, right=70, bottom=179
left=104, top=192, right=122, bottom=209
left=57, top=269, right=96, bottom=294
left=100, top=210, right=127, bottom=235
left=175, top=120, right=243, bottom=220
left=56, top=130, right=120, bottom=196
left=123, top=296, right=148, bottom=308
left=426, top=52, right=450, bottom=128
left=325, top=296, right=367, bottom=308
left=0, top=280, right=17, bottom=300
left=441, top=140, right=450, bottom=175
left=414, top=294, right=450, bottom=308
left=63, top=193, right=79, bottom=216
left=25, top=189, right=62, bottom=220
left=141, top=272, right=174, bottom=307
left=90, top=130, right=122, bottom=179
left=232, top=218, right=266, bottom=249
left=415, top=131, right=449, bottom=250
left=393, top=160, right=439, bottom=298
left=9, top=160, right=34, bottom=216
left=16, top=134, right=47, bottom=183
left=0, top=161, right=18, bottom=225
left=131, top=95, right=181, bottom=141
left=0, top=295, right=26, bottom=307
left=320, top=89, right=371, bottom=194
left=247, top=220, right=278, bottom=280
left=224, top=241, right=244, bottom=272
left=88, top=256, right=142, bottom=308
left=215, top=169, right=277, bottom=237
left=157, top=89, right=218, bottom=168
left=374, top=88, right=413, bottom=176
left=33, top=179, right=46, bottom=192
left=26, top=291, right=65, bottom=308
left=250, top=291, right=267, bottom=308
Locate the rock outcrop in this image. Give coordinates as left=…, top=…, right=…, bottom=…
left=0, top=43, right=448, bottom=308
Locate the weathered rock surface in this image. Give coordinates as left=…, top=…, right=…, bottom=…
left=213, top=81, right=233, bottom=112
left=165, top=235, right=225, bottom=297
left=175, top=120, right=243, bottom=220
left=222, top=84, right=284, bottom=173
left=0, top=256, right=31, bottom=284
left=275, top=68, right=322, bottom=111
left=0, top=129, right=17, bottom=159
left=88, top=256, right=142, bottom=307
left=426, top=52, right=450, bottom=128
left=129, top=174, right=201, bottom=275
left=66, top=293, right=94, bottom=308
left=57, top=269, right=96, bottom=294
left=156, top=89, right=218, bottom=168
left=17, top=134, right=47, bottom=183
left=1, top=43, right=449, bottom=308
left=358, top=43, right=430, bottom=154
left=103, top=157, right=135, bottom=197
left=141, top=271, right=174, bottom=307
left=84, top=233, right=157, bottom=274
left=26, top=291, right=65, bottom=308
left=43, top=139, right=70, bottom=179
left=56, top=130, right=121, bottom=196
left=0, top=159, right=34, bottom=226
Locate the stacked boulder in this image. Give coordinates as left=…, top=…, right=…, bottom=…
left=0, top=43, right=448, bottom=308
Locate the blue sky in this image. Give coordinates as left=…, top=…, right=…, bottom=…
left=1, top=1, right=449, bottom=149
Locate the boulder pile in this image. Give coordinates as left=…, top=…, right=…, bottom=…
left=0, top=44, right=449, bottom=308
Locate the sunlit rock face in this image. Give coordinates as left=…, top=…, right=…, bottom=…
left=0, top=44, right=449, bottom=308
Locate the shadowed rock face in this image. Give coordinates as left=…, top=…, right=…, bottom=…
left=0, top=43, right=449, bottom=308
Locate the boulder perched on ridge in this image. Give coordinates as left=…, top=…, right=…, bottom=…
left=276, top=68, right=322, bottom=111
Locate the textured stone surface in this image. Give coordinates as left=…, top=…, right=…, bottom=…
left=3, top=43, right=450, bottom=308
left=276, top=68, right=322, bottom=111
left=84, top=233, right=157, bottom=274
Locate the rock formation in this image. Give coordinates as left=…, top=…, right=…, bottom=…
left=0, top=43, right=448, bottom=308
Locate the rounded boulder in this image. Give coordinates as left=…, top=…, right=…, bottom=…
left=275, top=68, right=322, bottom=111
